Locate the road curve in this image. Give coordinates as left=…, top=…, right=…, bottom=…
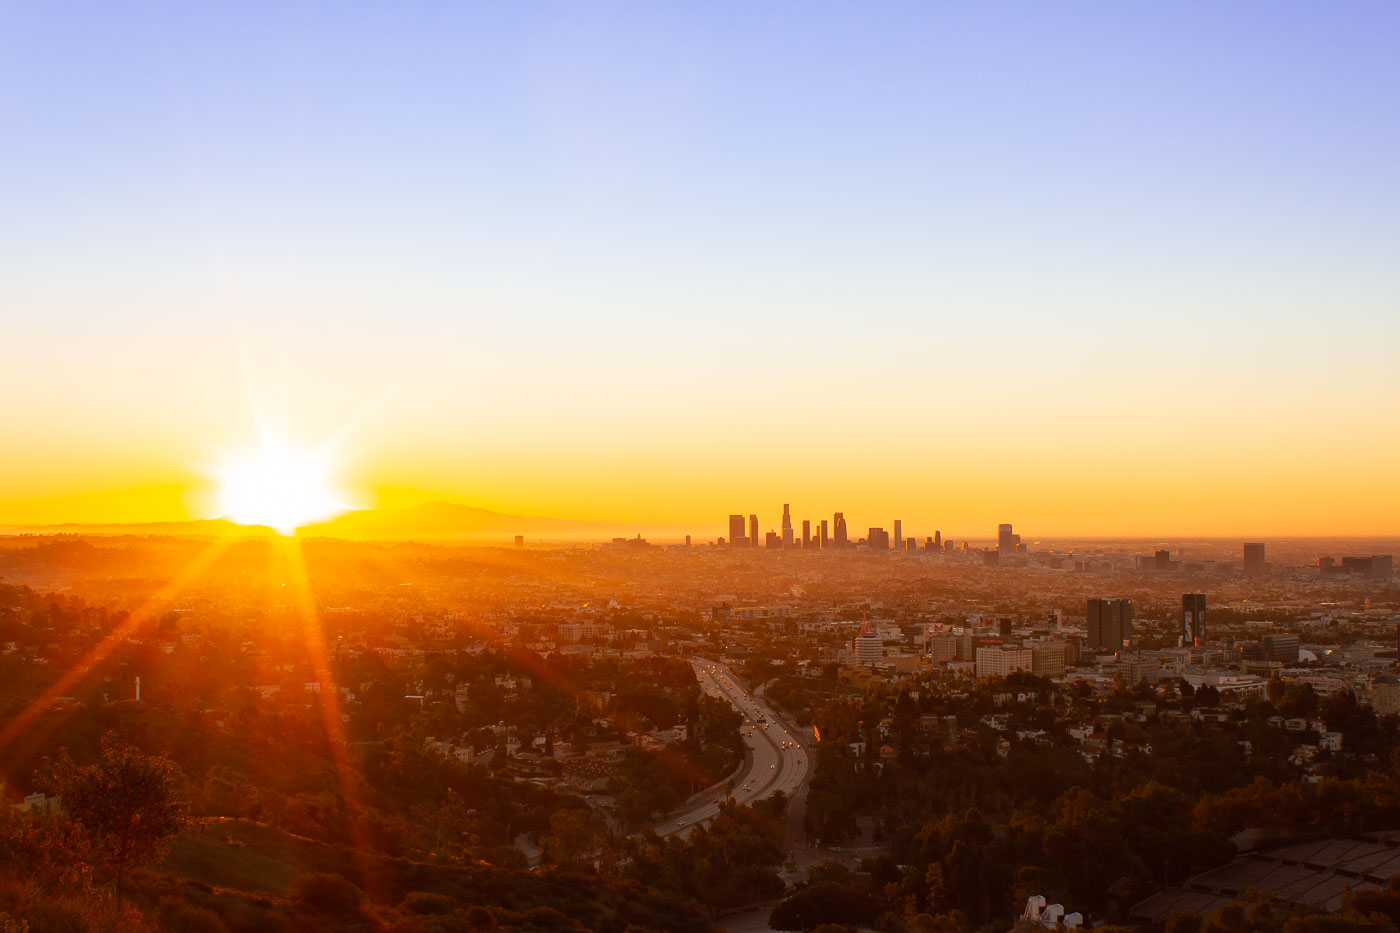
left=656, top=658, right=810, bottom=838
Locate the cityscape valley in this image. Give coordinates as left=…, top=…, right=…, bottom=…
left=5, top=3, right=1399, bottom=932
left=5, top=518, right=1400, bottom=932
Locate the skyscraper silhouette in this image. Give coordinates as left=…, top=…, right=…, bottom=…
left=728, top=514, right=745, bottom=547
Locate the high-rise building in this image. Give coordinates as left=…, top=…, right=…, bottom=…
left=765, top=531, right=781, bottom=548
left=833, top=513, right=848, bottom=548
left=1086, top=598, right=1133, bottom=652
left=867, top=527, right=890, bottom=550
left=998, top=523, right=1021, bottom=556
left=934, top=531, right=942, bottom=551
left=728, top=514, right=745, bottom=548
left=1243, top=542, right=1267, bottom=576
left=819, top=520, right=829, bottom=548
left=781, top=504, right=794, bottom=548
left=1262, top=634, right=1300, bottom=663
left=906, top=538, right=917, bottom=552
left=802, top=519, right=811, bottom=548
left=856, top=629, right=884, bottom=666
left=1182, top=593, right=1206, bottom=647
left=1181, top=591, right=1204, bottom=644
left=894, top=519, right=903, bottom=550
left=749, top=515, right=759, bottom=549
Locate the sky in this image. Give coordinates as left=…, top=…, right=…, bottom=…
left=2, top=1, right=1399, bottom=537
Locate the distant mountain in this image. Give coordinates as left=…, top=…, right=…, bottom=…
left=0, top=518, right=279, bottom=538
left=302, top=501, right=664, bottom=541
left=2, top=502, right=689, bottom=543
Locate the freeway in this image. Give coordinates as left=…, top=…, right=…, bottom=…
left=655, top=658, right=810, bottom=838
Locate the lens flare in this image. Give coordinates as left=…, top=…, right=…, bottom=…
left=214, top=436, right=351, bottom=534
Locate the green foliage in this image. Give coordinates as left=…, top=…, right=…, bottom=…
left=290, top=872, right=368, bottom=919
left=157, top=900, right=230, bottom=933
left=39, top=732, right=189, bottom=898
left=626, top=801, right=785, bottom=910
left=770, top=880, right=878, bottom=931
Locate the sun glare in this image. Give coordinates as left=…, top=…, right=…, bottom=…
left=215, top=437, right=351, bottom=534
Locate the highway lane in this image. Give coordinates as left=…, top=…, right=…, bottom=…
left=655, top=658, right=810, bottom=838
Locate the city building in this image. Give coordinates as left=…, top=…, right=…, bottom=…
left=856, top=625, right=883, bottom=666
left=1244, top=542, right=1267, bottom=576
left=1264, top=634, right=1300, bottom=663
left=1371, top=676, right=1400, bottom=717
left=925, top=629, right=973, bottom=663
left=559, top=622, right=600, bottom=642
left=976, top=644, right=1034, bottom=678
left=781, top=503, right=794, bottom=548
left=802, top=519, right=811, bottom=548
left=894, top=519, right=903, bottom=550
left=728, top=514, right=745, bottom=548
left=834, top=512, right=848, bottom=548
left=1026, top=637, right=1068, bottom=678
left=998, top=523, right=1020, bottom=556
left=1087, top=598, right=1133, bottom=652
left=1182, top=593, right=1207, bottom=647
left=819, top=520, right=829, bottom=548
left=749, top=514, right=758, bottom=549
left=867, top=527, right=890, bottom=551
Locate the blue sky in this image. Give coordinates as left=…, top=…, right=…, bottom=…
left=2, top=2, right=1399, bottom=532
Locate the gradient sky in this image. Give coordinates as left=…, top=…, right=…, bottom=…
left=3, top=1, right=1399, bottom=536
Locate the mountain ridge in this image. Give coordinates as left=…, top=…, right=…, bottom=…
left=0, top=501, right=690, bottom=542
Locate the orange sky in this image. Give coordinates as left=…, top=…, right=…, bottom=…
left=5, top=4, right=1400, bottom=538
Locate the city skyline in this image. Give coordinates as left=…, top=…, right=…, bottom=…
left=8, top=5, right=1400, bottom=931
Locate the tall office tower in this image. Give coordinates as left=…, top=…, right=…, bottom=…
left=1086, top=597, right=1134, bottom=652
left=906, top=538, right=917, bottom=552
left=894, top=519, right=903, bottom=550
left=1182, top=593, right=1207, bottom=647
left=781, top=503, right=794, bottom=548
left=685, top=534, right=691, bottom=547
left=819, top=520, right=829, bottom=548
left=856, top=620, right=883, bottom=666
left=802, top=519, right=811, bottom=548
left=1243, top=542, right=1267, bottom=576
left=833, top=512, right=848, bottom=548
left=998, top=523, right=1021, bottom=556
left=934, top=530, right=942, bottom=551
left=924, top=536, right=934, bottom=550
left=868, top=527, right=891, bottom=550
left=728, top=514, right=745, bottom=547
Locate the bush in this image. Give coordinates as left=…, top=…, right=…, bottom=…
left=399, top=892, right=454, bottom=916
left=158, top=901, right=230, bottom=933
left=289, top=873, right=367, bottom=919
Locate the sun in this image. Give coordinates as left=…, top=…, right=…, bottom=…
left=214, top=436, right=352, bottom=535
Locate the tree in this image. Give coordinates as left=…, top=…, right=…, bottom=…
left=40, top=732, right=189, bottom=899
